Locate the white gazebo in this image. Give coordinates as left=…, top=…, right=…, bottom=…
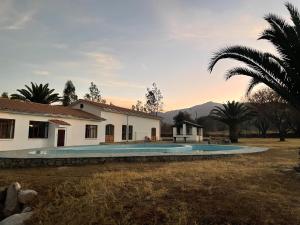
left=172, top=120, right=203, bottom=143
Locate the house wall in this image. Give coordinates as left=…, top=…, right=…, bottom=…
left=172, top=126, right=203, bottom=142
left=0, top=112, right=102, bottom=151
left=71, top=103, right=161, bottom=142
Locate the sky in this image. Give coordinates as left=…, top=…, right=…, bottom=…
left=0, top=0, right=299, bottom=111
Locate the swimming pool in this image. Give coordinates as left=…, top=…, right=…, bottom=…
left=0, top=143, right=268, bottom=168
left=26, top=143, right=265, bottom=157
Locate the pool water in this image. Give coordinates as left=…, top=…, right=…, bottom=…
left=30, top=144, right=243, bottom=156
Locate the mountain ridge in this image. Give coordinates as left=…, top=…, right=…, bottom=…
left=159, top=101, right=222, bottom=124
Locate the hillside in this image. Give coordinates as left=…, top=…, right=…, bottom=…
left=159, top=101, right=222, bottom=124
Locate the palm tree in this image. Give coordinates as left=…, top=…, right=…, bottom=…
left=11, top=82, right=60, bottom=104
left=208, top=3, right=300, bottom=111
left=210, top=101, right=254, bottom=143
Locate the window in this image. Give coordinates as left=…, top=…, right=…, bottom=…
left=85, top=125, right=98, bottom=138
left=128, top=125, right=133, bottom=140
left=122, top=125, right=127, bottom=140
left=80, top=104, right=84, bottom=109
left=29, top=121, right=49, bottom=138
left=0, top=119, right=15, bottom=139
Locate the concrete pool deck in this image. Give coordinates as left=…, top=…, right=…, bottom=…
left=0, top=145, right=269, bottom=168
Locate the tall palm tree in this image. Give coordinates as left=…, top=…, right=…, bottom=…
left=210, top=101, right=254, bottom=143
left=208, top=3, right=300, bottom=111
left=11, top=82, right=60, bottom=104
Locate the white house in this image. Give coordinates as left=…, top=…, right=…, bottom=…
left=0, top=98, right=161, bottom=151
left=71, top=99, right=161, bottom=143
left=173, top=120, right=203, bottom=142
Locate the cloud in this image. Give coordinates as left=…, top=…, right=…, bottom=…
left=153, top=1, right=267, bottom=45
left=33, top=70, right=50, bottom=76
left=5, top=11, right=34, bottom=30
left=51, top=43, right=68, bottom=49
left=84, top=52, right=122, bottom=71
left=0, top=1, right=36, bottom=31
left=101, top=80, right=144, bottom=89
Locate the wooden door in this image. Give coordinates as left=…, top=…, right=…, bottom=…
left=57, top=129, right=65, bottom=147
left=151, top=128, right=156, bottom=141
left=105, top=124, right=114, bottom=143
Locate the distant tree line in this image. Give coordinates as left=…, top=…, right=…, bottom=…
left=168, top=88, right=300, bottom=143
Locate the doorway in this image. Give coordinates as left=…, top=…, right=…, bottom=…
left=57, top=129, right=66, bottom=147
left=105, top=124, right=114, bottom=143
left=151, top=128, right=157, bottom=141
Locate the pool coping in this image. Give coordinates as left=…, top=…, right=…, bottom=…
left=0, top=145, right=269, bottom=168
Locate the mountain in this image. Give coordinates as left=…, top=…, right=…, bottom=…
left=159, top=101, right=222, bottom=124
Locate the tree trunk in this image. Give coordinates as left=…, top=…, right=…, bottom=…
left=279, top=131, right=286, bottom=142
left=229, top=124, right=239, bottom=143
left=261, top=128, right=267, bottom=138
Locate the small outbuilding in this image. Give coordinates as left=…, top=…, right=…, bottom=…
left=172, top=120, right=203, bottom=143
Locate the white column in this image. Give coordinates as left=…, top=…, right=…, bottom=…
left=200, top=128, right=203, bottom=142
left=173, top=127, right=177, bottom=137
left=183, top=123, right=186, bottom=136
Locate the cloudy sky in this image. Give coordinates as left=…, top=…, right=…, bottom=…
left=0, top=0, right=298, bottom=110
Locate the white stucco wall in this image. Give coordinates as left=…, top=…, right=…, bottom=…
left=0, top=112, right=102, bottom=151
left=71, top=103, right=161, bottom=142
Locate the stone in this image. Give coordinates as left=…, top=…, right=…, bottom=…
left=18, top=190, right=38, bottom=204
left=0, top=203, right=4, bottom=221
left=0, top=187, right=7, bottom=203
left=21, top=206, right=32, bottom=213
left=0, top=212, right=33, bottom=225
left=3, top=182, right=21, bottom=217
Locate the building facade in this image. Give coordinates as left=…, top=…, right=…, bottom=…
left=0, top=98, right=161, bottom=151
left=71, top=100, right=161, bottom=143
left=172, top=120, right=203, bottom=142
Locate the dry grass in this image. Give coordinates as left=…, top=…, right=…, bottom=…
left=1, top=138, right=300, bottom=225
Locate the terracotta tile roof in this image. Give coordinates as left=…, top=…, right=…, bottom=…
left=73, top=99, right=161, bottom=120
left=49, top=119, right=71, bottom=126
left=0, top=98, right=105, bottom=121
left=172, top=120, right=203, bottom=128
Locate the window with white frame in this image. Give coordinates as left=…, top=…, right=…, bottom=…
left=85, top=125, right=98, bottom=138
left=0, top=119, right=15, bottom=139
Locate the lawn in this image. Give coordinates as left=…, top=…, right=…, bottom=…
left=1, top=138, right=300, bottom=225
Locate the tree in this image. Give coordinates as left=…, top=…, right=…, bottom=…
left=1, top=92, right=9, bottom=98
left=196, top=116, right=227, bottom=134
left=10, top=82, right=60, bottom=104
left=131, top=100, right=147, bottom=112
left=84, top=82, right=106, bottom=103
left=248, top=88, right=291, bottom=141
left=173, top=111, right=193, bottom=128
left=247, top=89, right=273, bottom=137
left=208, top=3, right=300, bottom=111
left=144, top=83, right=163, bottom=115
left=210, top=101, right=254, bottom=143
left=62, top=80, right=78, bottom=106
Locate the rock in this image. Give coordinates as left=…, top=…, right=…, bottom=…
left=21, top=206, right=32, bottom=213
left=0, top=203, right=4, bottom=221
left=0, top=187, right=7, bottom=204
left=0, top=212, right=33, bottom=225
left=18, top=190, right=38, bottom=204
left=3, top=182, right=21, bottom=217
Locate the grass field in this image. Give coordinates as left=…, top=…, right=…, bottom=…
left=1, top=139, right=300, bottom=225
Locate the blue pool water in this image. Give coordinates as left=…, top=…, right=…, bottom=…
left=30, top=144, right=244, bottom=156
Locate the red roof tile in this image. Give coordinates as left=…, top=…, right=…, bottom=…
left=73, top=99, right=161, bottom=120
left=49, top=119, right=71, bottom=126
left=0, top=98, right=105, bottom=121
